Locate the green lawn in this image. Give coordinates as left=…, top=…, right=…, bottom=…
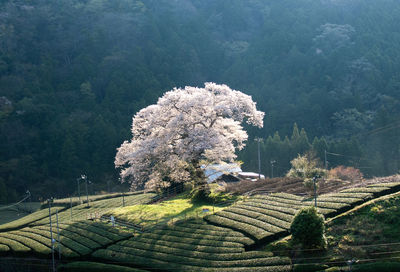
left=107, top=194, right=224, bottom=227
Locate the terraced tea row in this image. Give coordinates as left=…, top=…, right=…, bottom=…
left=205, top=182, right=400, bottom=242
left=0, top=221, right=131, bottom=258
left=93, top=219, right=291, bottom=272
left=33, top=193, right=156, bottom=225
left=0, top=193, right=156, bottom=231
left=0, top=206, right=66, bottom=231
left=43, top=191, right=147, bottom=208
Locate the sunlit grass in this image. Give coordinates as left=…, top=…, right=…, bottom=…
left=107, top=194, right=224, bottom=227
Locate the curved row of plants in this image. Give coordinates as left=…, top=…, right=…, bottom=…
left=92, top=219, right=292, bottom=272
left=204, top=182, right=400, bottom=243
left=0, top=220, right=131, bottom=258
left=33, top=193, right=156, bottom=225
left=0, top=192, right=157, bottom=259
left=40, top=191, right=149, bottom=209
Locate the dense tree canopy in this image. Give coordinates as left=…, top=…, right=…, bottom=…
left=115, top=83, right=264, bottom=190
left=0, top=0, right=399, bottom=201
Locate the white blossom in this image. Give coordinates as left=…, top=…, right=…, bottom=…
left=115, top=82, right=265, bottom=190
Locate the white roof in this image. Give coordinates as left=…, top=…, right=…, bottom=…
left=238, top=172, right=265, bottom=179
left=202, top=163, right=242, bottom=184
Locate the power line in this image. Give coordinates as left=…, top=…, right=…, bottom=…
left=362, top=120, right=400, bottom=137
left=325, top=151, right=368, bottom=161
left=0, top=192, right=31, bottom=211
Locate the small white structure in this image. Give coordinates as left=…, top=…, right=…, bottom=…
left=202, top=163, right=242, bottom=184
left=238, top=172, right=265, bottom=181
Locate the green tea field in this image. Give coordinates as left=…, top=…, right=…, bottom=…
left=1, top=178, right=400, bottom=271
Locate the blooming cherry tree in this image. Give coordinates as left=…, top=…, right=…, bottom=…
left=115, top=82, right=264, bottom=190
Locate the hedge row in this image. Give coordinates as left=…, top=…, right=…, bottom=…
left=93, top=249, right=291, bottom=272
left=127, top=237, right=244, bottom=254
left=316, top=196, right=365, bottom=203
left=116, top=239, right=272, bottom=261
left=0, top=244, right=9, bottom=252
left=324, top=192, right=373, bottom=199
left=150, top=229, right=253, bottom=246
left=205, top=214, right=268, bottom=240
left=110, top=243, right=289, bottom=267
left=241, top=202, right=298, bottom=216
left=0, top=236, right=30, bottom=253
left=138, top=232, right=243, bottom=248
left=35, top=225, right=102, bottom=249
left=166, top=224, right=251, bottom=238
left=174, top=220, right=251, bottom=233
left=367, top=182, right=400, bottom=188
left=251, top=196, right=301, bottom=207
left=271, top=192, right=305, bottom=201
left=57, top=223, right=111, bottom=245
left=26, top=226, right=91, bottom=256
left=235, top=204, right=294, bottom=223
left=341, top=187, right=391, bottom=194
left=246, top=198, right=300, bottom=213
left=35, top=193, right=155, bottom=224
left=169, top=219, right=251, bottom=235
left=5, top=231, right=51, bottom=255
left=302, top=201, right=349, bottom=210
left=89, top=221, right=132, bottom=235
left=227, top=207, right=291, bottom=229
left=216, top=210, right=284, bottom=234
left=49, top=191, right=149, bottom=207
left=0, top=232, right=49, bottom=254
left=73, top=222, right=130, bottom=241
left=253, top=196, right=302, bottom=206
left=0, top=206, right=65, bottom=231
left=15, top=228, right=78, bottom=258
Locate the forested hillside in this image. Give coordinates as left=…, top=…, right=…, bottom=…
left=1, top=0, right=399, bottom=201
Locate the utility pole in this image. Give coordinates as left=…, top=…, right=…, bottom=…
left=48, top=198, right=55, bottom=272
left=122, top=192, right=125, bottom=207
left=270, top=160, right=276, bottom=178
left=77, top=178, right=81, bottom=202
left=255, top=137, right=263, bottom=179
left=56, top=209, right=61, bottom=260
left=26, top=190, right=31, bottom=213
left=81, top=174, right=89, bottom=208
left=70, top=195, right=72, bottom=221
left=324, top=150, right=328, bottom=170
left=313, top=175, right=320, bottom=207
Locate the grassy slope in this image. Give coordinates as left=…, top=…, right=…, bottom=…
left=107, top=194, right=225, bottom=228
left=326, top=194, right=400, bottom=262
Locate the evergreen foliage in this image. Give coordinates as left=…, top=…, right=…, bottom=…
left=290, top=207, right=326, bottom=249
left=0, top=0, right=399, bottom=199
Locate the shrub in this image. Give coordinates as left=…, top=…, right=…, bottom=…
left=190, top=185, right=211, bottom=203
left=287, top=154, right=327, bottom=181
left=290, top=207, right=326, bottom=249
left=329, top=166, right=363, bottom=181
left=286, top=154, right=326, bottom=195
